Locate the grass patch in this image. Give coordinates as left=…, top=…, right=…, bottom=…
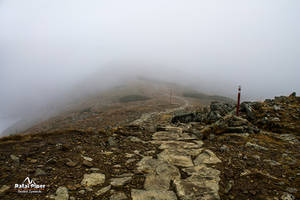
left=119, top=95, right=151, bottom=103
left=183, top=92, right=234, bottom=103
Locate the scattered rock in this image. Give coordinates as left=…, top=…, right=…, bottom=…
left=65, top=159, right=77, bottom=167
left=220, top=145, right=229, bottom=152
left=78, top=190, right=85, bottom=195
left=54, top=187, right=69, bottom=200
left=110, top=177, right=132, bottom=187
left=286, top=187, right=297, bottom=194
left=274, top=105, right=281, bottom=111
left=108, top=136, right=118, bottom=147
left=96, top=185, right=111, bottom=196
left=81, top=173, right=105, bottom=187
left=263, top=159, right=281, bottom=166
left=0, top=185, right=10, bottom=194
left=240, top=102, right=255, bottom=120
left=82, top=160, right=93, bottom=167
left=224, top=180, right=234, bottom=194
left=81, top=155, right=93, bottom=162
left=245, top=142, right=268, bottom=151
left=10, top=154, right=20, bottom=165
left=110, top=192, right=127, bottom=200
left=281, top=192, right=295, bottom=200
left=144, top=174, right=170, bottom=191
left=34, top=168, right=47, bottom=176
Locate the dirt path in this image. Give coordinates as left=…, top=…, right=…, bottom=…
left=131, top=96, right=189, bottom=126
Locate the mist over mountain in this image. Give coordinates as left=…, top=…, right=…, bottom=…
left=0, top=1, right=299, bottom=133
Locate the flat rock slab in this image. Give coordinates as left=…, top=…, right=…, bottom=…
left=110, top=192, right=127, bottom=200
left=131, top=189, right=177, bottom=200
left=162, top=147, right=203, bottom=157
left=110, top=176, right=132, bottom=187
left=144, top=174, right=170, bottom=191
left=137, top=157, right=165, bottom=174
left=152, top=131, right=181, bottom=140
left=159, top=141, right=201, bottom=150
left=137, top=157, right=181, bottom=180
left=158, top=126, right=183, bottom=133
left=194, top=149, right=221, bottom=165
left=155, top=162, right=181, bottom=180
left=158, top=149, right=194, bottom=167
left=176, top=132, right=198, bottom=141
left=81, top=173, right=105, bottom=187
left=182, top=165, right=220, bottom=179
left=95, top=185, right=111, bottom=196
left=174, top=177, right=220, bottom=200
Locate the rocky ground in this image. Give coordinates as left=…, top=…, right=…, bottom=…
left=0, top=93, right=299, bottom=200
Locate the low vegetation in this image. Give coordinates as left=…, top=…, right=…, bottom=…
left=119, top=95, right=151, bottom=103
left=183, top=92, right=234, bottom=103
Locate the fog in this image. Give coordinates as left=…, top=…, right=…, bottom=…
left=0, top=0, right=299, bottom=134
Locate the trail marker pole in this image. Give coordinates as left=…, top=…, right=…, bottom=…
left=236, top=86, right=241, bottom=116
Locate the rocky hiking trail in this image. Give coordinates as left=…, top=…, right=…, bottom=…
left=0, top=93, right=300, bottom=200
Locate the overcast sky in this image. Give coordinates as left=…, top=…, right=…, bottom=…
left=0, top=0, right=299, bottom=126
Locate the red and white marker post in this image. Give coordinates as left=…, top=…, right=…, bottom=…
left=236, top=86, right=241, bottom=116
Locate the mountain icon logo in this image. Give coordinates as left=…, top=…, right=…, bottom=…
left=22, top=177, right=36, bottom=185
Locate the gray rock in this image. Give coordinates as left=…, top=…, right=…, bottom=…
left=240, top=102, right=255, bottom=120
left=81, top=173, right=105, bottom=187
left=156, top=126, right=183, bottom=133
left=0, top=185, right=10, bottom=194
left=194, top=149, right=222, bottom=165
left=65, top=159, right=77, bottom=167
left=81, top=155, right=93, bottom=162
left=277, top=134, right=299, bottom=144
left=152, top=131, right=180, bottom=141
left=78, top=190, right=85, bottom=195
left=245, top=142, right=268, bottom=151
left=158, top=141, right=201, bottom=150
left=263, top=159, right=281, bottom=166
left=10, top=154, right=20, bottom=165
left=224, top=180, right=234, bottom=194
left=110, top=192, right=127, bottom=200
left=110, top=177, right=132, bottom=187
left=220, top=145, right=229, bottom=152
left=286, top=187, right=297, bottom=194
left=274, top=105, right=281, bottom=111
left=34, top=168, right=47, bottom=176
left=281, top=192, right=295, bottom=200
left=182, top=164, right=220, bottom=178
left=54, top=187, right=69, bottom=200
left=96, top=185, right=111, bottom=196
left=174, top=175, right=220, bottom=200
left=82, top=160, right=93, bottom=167
left=108, top=136, right=118, bottom=147
left=144, top=174, right=170, bottom=191
left=128, top=136, right=145, bottom=143
left=158, top=149, right=194, bottom=167
left=272, top=117, right=281, bottom=122
left=131, top=189, right=177, bottom=200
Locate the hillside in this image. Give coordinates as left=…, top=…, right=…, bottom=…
left=0, top=83, right=299, bottom=200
